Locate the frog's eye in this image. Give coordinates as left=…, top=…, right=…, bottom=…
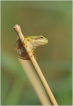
left=40, top=35, right=43, bottom=39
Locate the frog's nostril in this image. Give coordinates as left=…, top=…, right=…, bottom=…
left=46, top=39, right=48, bottom=44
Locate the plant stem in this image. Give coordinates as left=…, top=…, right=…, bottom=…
left=14, top=24, right=58, bottom=106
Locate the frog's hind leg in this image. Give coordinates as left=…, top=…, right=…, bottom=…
left=18, top=52, right=30, bottom=60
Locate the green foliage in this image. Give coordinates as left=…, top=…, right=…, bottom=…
left=1, top=52, right=41, bottom=105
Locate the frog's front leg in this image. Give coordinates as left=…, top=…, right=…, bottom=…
left=23, top=37, right=36, bottom=59
left=23, top=38, right=34, bottom=55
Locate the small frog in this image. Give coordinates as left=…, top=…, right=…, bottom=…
left=14, top=35, right=48, bottom=60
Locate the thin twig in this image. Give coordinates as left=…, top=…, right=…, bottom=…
left=18, top=59, right=51, bottom=105
left=14, top=24, right=58, bottom=106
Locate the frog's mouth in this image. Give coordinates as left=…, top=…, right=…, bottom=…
left=36, top=39, right=48, bottom=46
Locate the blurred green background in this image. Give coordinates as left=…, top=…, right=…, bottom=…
left=1, top=1, right=72, bottom=105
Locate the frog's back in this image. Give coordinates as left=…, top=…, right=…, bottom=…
left=14, top=38, right=30, bottom=60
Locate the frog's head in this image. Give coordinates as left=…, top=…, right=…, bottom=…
left=31, top=35, right=48, bottom=46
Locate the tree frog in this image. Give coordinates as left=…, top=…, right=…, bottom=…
left=14, top=35, right=48, bottom=60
